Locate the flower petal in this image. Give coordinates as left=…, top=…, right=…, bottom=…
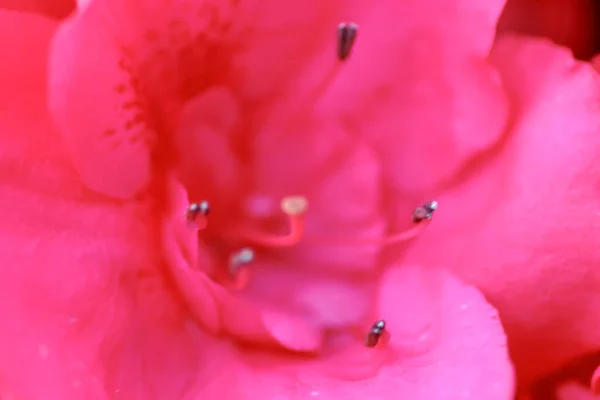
left=0, top=0, right=74, bottom=19
left=556, top=382, right=600, bottom=400
left=0, top=10, right=109, bottom=399
left=402, top=34, right=600, bottom=383
left=253, top=117, right=387, bottom=273
left=48, top=9, right=154, bottom=199
left=0, top=10, right=207, bottom=399
left=163, top=180, right=324, bottom=353
left=185, top=265, right=514, bottom=399
left=592, top=364, right=600, bottom=395
left=307, top=0, right=509, bottom=193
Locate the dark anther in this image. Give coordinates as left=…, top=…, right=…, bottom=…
left=412, top=200, right=438, bottom=223
left=337, top=22, right=359, bottom=61
left=365, top=320, right=386, bottom=348
left=186, top=200, right=210, bottom=220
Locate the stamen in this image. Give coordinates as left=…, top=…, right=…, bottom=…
left=235, top=196, right=307, bottom=248
left=412, top=200, right=438, bottom=223
left=185, top=200, right=210, bottom=229
left=278, top=23, right=359, bottom=135
left=337, top=22, right=359, bottom=61
left=228, top=247, right=255, bottom=278
left=233, top=198, right=436, bottom=250
left=305, top=201, right=438, bottom=246
left=306, top=22, right=359, bottom=104
left=225, top=247, right=255, bottom=291
left=365, top=320, right=386, bottom=348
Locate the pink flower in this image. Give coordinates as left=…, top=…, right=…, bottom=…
left=0, top=1, right=515, bottom=399
left=3, top=0, right=600, bottom=398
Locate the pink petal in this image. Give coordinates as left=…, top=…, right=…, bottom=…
left=227, top=0, right=345, bottom=103
left=307, top=0, right=508, bottom=193
left=592, top=364, right=600, bottom=395
left=187, top=265, right=514, bottom=399
left=48, top=0, right=345, bottom=201
left=47, top=0, right=249, bottom=199
left=0, top=0, right=74, bottom=19
left=48, top=9, right=154, bottom=199
left=252, top=116, right=387, bottom=273
left=0, top=11, right=208, bottom=398
left=163, top=180, right=324, bottom=352
left=556, top=382, right=600, bottom=400
left=0, top=10, right=109, bottom=399
left=498, top=0, right=597, bottom=59
left=174, top=87, right=243, bottom=207
left=402, top=34, right=600, bottom=383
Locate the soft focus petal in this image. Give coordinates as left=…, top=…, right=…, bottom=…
left=0, top=10, right=106, bottom=399
left=0, top=0, right=74, bottom=19
left=498, top=0, right=597, bottom=59
left=185, top=266, right=514, bottom=399
left=0, top=10, right=210, bottom=399
left=556, top=382, right=600, bottom=400
left=402, top=34, right=600, bottom=383
left=48, top=7, right=155, bottom=199
left=592, top=364, right=600, bottom=395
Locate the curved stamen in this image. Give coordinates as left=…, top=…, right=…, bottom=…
left=185, top=200, right=210, bottom=229
left=236, top=199, right=437, bottom=249
left=365, top=320, right=386, bottom=348
left=305, top=201, right=438, bottom=246
left=228, top=247, right=255, bottom=278
left=226, top=247, right=255, bottom=291
left=235, top=196, right=308, bottom=248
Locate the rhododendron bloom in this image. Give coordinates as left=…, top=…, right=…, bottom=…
left=1, top=0, right=600, bottom=399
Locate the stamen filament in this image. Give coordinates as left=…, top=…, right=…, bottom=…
left=305, top=201, right=437, bottom=246
left=234, top=196, right=307, bottom=248
left=233, top=198, right=436, bottom=249
left=306, top=219, right=430, bottom=246
left=301, top=62, right=341, bottom=112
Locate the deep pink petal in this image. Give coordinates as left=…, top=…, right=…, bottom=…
left=186, top=266, right=514, bottom=399
left=401, top=34, right=600, bottom=383
left=48, top=0, right=347, bottom=201
left=48, top=8, right=155, bottom=199
left=0, top=0, right=74, bottom=19
left=592, top=364, right=600, bottom=395
left=302, top=0, right=509, bottom=193
left=252, top=116, right=387, bottom=274
left=556, top=382, right=600, bottom=400
left=0, top=10, right=108, bottom=399
left=0, top=10, right=209, bottom=399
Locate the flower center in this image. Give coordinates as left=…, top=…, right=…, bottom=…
left=187, top=195, right=437, bottom=293
left=177, top=21, right=442, bottom=350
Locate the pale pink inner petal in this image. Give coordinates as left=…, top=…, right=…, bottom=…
left=184, top=266, right=514, bottom=400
